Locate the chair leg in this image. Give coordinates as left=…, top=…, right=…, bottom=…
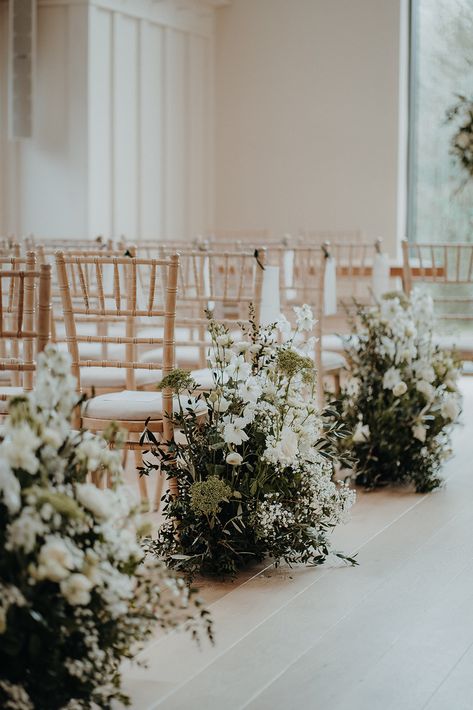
left=134, top=448, right=149, bottom=508
left=154, top=464, right=166, bottom=513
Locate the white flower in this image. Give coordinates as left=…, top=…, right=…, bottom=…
left=76, top=483, right=113, bottom=520
left=344, top=377, right=360, bottom=398
left=238, top=376, right=262, bottom=404
left=0, top=459, right=21, bottom=514
left=226, top=452, right=243, bottom=466
left=216, top=333, right=233, bottom=347
left=75, top=438, right=106, bottom=472
left=224, top=355, right=252, bottom=382
left=441, top=394, right=460, bottom=421
left=1, top=424, right=41, bottom=475
left=60, top=573, right=93, bottom=606
left=353, top=422, right=370, bottom=443
left=222, top=417, right=249, bottom=445
left=383, top=367, right=401, bottom=390
left=392, top=381, right=407, bottom=397
left=416, top=379, right=435, bottom=401
left=412, top=423, right=427, bottom=442
left=379, top=335, right=396, bottom=360
left=294, top=304, right=316, bottom=331
left=234, top=341, right=250, bottom=354
left=279, top=426, right=298, bottom=460
left=418, top=366, right=435, bottom=384
left=6, top=508, right=46, bottom=553
left=276, top=314, right=292, bottom=337
left=209, top=395, right=230, bottom=413
left=36, top=538, right=76, bottom=582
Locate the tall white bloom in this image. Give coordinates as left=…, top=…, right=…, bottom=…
left=222, top=417, right=249, bottom=446
left=76, top=483, right=113, bottom=520
left=224, top=355, right=251, bottom=382
left=238, top=376, right=262, bottom=404
left=441, top=394, right=461, bottom=422
left=60, top=574, right=93, bottom=606
left=294, top=304, right=316, bottom=331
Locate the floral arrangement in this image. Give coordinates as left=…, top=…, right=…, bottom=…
left=446, top=94, right=473, bottom=184
left=143, top=306, right=355, bottom=578
left=337, top=291, right=462, bottom=492
left=0, top=346, right=211, bottom=710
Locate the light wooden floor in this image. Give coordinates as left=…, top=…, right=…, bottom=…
left=122, top=378, right=473, bottom=710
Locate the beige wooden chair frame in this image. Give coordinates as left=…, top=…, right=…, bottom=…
left=55, top=251, right=179, bottom=505
left=402, top=239, right=473, bottom=361
left=0, top=253, right=51, bottom=402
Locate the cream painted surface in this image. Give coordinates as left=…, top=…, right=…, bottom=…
left=0, top=0, right=217, bottom=241
left=214, top=0, right=406, bottom=254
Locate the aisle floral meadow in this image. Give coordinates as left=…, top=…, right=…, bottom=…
left=143, top=306, right=356, bottom=578
left=0, top=346, right=212, bottom=710
left=337, top=290, right=462, bottom=492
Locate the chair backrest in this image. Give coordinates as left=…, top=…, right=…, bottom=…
left=0, top=252, right=51, bottom=391
left=155, top=247, right=266, bottom=369
left=298, top=229, right=364, bottom=244
left=402, top=240, right=473, bottom=331
left=55, top=252, right=179, bottom=391
left=25, top=235, right=114, bottom=251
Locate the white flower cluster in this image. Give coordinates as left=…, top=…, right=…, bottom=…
left=343, top=290, right=461, bottom=448
left=202, top=306, right=354, bottom=555
left=0, top=345, right=209, bottom=708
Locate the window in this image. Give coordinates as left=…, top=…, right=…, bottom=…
left=408, top=0, right=473, bottom=242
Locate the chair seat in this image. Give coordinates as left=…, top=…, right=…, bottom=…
left=322, top=350, right=347, bottom=372
left=322, top=334, right=347, bottom=352
left=191, top=368, right=218, bottom=389
left=80, top=366, right=162, bottom=389
left=82, top=390, right=207, bottom=421
left=0, top=387, right=25, bottom=413
left=141, top=345, right=206, bottom=369
left=434, top=334, right=473, bottom=355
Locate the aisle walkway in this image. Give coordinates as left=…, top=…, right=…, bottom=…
left=123, top=379, right=473, bottom=710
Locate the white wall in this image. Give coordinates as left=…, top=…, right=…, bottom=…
left=214, top=0, right=407, bottom=254
left=0, top=0, right=218, bottom=241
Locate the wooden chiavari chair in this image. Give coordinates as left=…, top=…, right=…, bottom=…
left=402, top=240, right=473, bottom=362
left=0, top=252, right=51, bottom=413
left=267, top=243, right=346, bottom=407
left=139, top=247, right=266, bottom=389
left=55, top=251, right=189, bottom=507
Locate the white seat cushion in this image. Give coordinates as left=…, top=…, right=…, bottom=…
left=80, top=366, right=162, bottom=389
left=434, top=334, right=473, bottom=354
left=0, top=387, right=25, bottom=413
left=140, top=345, right=205, bottom=368
left=322, top=350, right=347, bottom=372
left=82, top=390, right=207, bottom=421
left=322, top=333, right=358, bottom=352
left=191, top=368, right=218, bottom=390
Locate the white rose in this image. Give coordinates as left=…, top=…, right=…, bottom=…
left=226, top=452, right=243, bottom=466
left=412, top=423, right=427, bottom=443
left=76, top=483, right=113, bottom=520
left=60, top=573, right=93, bottom=606
left=37, top=538, right=75, bottom=582
left=392, top=381, right=407, bottom=397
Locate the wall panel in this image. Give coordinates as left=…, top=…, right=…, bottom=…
left=139, top=20, right=165, bottom=239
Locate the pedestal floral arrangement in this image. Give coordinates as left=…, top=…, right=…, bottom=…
left=337, top=291, right=461, bottom=492
left=144, top=306, right=355, bottom=578
left=0, top=346, right=211, bottom=710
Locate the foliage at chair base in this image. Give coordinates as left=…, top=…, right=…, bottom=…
left=144, top=308, right=356, bottom=579
left=337, top=291, right=462, bottom=493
